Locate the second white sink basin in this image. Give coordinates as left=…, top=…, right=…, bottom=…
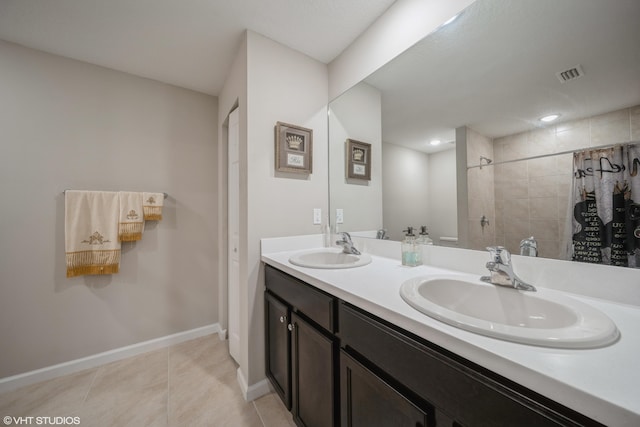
left=289, top=249, right=372, bottom=269
left=400, top=276, right=619, bottom=348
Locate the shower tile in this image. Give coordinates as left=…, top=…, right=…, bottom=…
left=504, top=217, right=531, bottom=238
left=504, top=198, right=530, bottom=220
left=468, top=197, right=483, bottom=221
left=529, top=176, right=557, bottom=198
left=493, top=142, right=505, bottom=163
left=527, top=156, right=558, bottom=178
left=528, top=128, right=556, bottom=157
left=556, top=118, right=590, bottom=152
left=503, top=234, right=524, bottom=255
left=530, top=197, right=558, bottom=220
left=631, top=105, right=640, bottom=140
left=500, top=133, right=529, bottom=162
left=530, top=219, right=559, bottom=241
left=501, top=160, right=528, bottom=180
left=468, top=219, right=494, bottom=251
left=503, top=179, right=529, bottom=199
left=590, top=108, right=631, bottom=145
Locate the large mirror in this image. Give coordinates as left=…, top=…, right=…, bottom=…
left=329, top=0, right=640, bottom=266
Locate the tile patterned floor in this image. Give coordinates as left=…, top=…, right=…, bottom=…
left=0, top=335, right=296, bottom=426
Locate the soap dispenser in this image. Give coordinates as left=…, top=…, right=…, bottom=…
left=401, top=227, right=422, bottom=267
left=417, top=226, right=433, bottom=245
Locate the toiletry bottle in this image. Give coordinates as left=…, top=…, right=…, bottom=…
left=401, top=227, right=422, bottom=266
left=323, top=216, right=331, bottom=247
left=417, top=226, right=433, bottom=245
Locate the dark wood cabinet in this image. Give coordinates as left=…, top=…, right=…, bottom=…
left=340, top=349, right=431, bottom=427
left=264, top=265, right=337, bottom=427
left=339, top=301, right=602, bottom=427
left=291, top=312, right=336, bottom=427
left=265, top=291, right=291, bottom=408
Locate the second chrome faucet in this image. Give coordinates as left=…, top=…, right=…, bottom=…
left=336, top=232, right=361, bottom=255
left=480, top=246, right=536, bottom=292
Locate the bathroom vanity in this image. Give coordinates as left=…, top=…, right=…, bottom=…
left=261, top=236, right=640, bottom=427
left=265, top=264, right=599, bottom=426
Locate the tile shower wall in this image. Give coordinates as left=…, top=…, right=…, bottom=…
left=466, top=128, right=495, bottom=251
left=491, top=105, right=640, bottom=259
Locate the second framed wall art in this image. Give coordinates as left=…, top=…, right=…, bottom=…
left=346, top=138, right=371, bottom=181
left=275, top=121, right=313, bottom=174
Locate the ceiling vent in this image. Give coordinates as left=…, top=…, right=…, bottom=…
left=556, top=65, right=584, bottom=83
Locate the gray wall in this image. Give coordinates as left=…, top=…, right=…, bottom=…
left=330, top=82, right=383, bottom=233
left=0, top=40, right=219, bottom=378
left=382, top=142, right=430, bottom=240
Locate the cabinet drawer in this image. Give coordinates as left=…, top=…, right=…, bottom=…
left=339, top=302, right=598, bottom=427
left=265, top=265, right=336, bottom=333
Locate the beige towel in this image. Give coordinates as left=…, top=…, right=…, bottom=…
left=143, top=192, right=164, bottom=221
left=65, top=191, right=121, bottom=277
left=118, top=192, right=144, bottom=242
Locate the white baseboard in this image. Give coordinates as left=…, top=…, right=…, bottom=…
left=0, top=323, right=220, bottom=394
left=236, top=367, right=272, bottom=402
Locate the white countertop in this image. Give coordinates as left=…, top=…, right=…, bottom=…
left=261, top=238, right=640, bottom=426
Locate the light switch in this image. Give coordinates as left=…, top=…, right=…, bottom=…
left=336, top=208, right=344, bottom=224
left=313, top=208, right=322, bottom=225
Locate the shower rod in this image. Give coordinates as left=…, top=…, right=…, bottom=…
left=466, top=140, right=640, bottom=170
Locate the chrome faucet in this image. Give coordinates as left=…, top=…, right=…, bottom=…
left=520, top=236, right=538, bottom=257
left=480, top=246, right=536, bottom=292
left=336, top=232, right=361, bottom=255
left=376, top=229, right=388, bottom=240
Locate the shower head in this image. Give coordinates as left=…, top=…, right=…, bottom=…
left=479, top=156, right=493, bottom=169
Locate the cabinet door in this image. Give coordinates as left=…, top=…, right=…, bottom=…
left=341, top=350, right=431, bottom=427
left=291, top=312, right=336, bottom=427
left=265, top=292, right=291, bottom=409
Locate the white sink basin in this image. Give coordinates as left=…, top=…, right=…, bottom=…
left=289, top=249, right=372, bottom=269
left=400, top=276, right=619, bottom=348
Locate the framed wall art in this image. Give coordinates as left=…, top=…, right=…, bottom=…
left=275, top=121, right=313, bottom=174
left=346, top=139, right=371, bottom=180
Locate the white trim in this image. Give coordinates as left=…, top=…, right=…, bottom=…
left=0, top=323, right=220, bottom=394
left=236, top=367, right=272, bottom=402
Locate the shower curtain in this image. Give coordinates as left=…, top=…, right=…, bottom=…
left=571, top=144, right=640, bottom=267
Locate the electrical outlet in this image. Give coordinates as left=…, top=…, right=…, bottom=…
left=313, top=208, right=322, bottom=225
left=336, top=208, right=344, bottom=224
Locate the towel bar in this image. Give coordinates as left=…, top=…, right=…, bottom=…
left=63, top=190, right=168, bottom=199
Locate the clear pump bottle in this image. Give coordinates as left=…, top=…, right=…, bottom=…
left=417, top=226, right=433, bottom=245
left=401, top=227, right=422, bottom=267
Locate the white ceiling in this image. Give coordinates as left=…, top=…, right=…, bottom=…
left=0, top=0, right=396, bottom=95
left=363, top=0, right=640, bottom=153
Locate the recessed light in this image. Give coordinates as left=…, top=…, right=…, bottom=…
left=430, top=140, right=441, bottom=146
left=539, top=114, right=560, bottom=123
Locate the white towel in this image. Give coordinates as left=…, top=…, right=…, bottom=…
left=65, top=191, right=121, bottom=277
left=118, top=191, right=144, bottom=242
left=143, top=192, right=164, bottom=221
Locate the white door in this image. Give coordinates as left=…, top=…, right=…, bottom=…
left=228, top=108, right=240, bottom=363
